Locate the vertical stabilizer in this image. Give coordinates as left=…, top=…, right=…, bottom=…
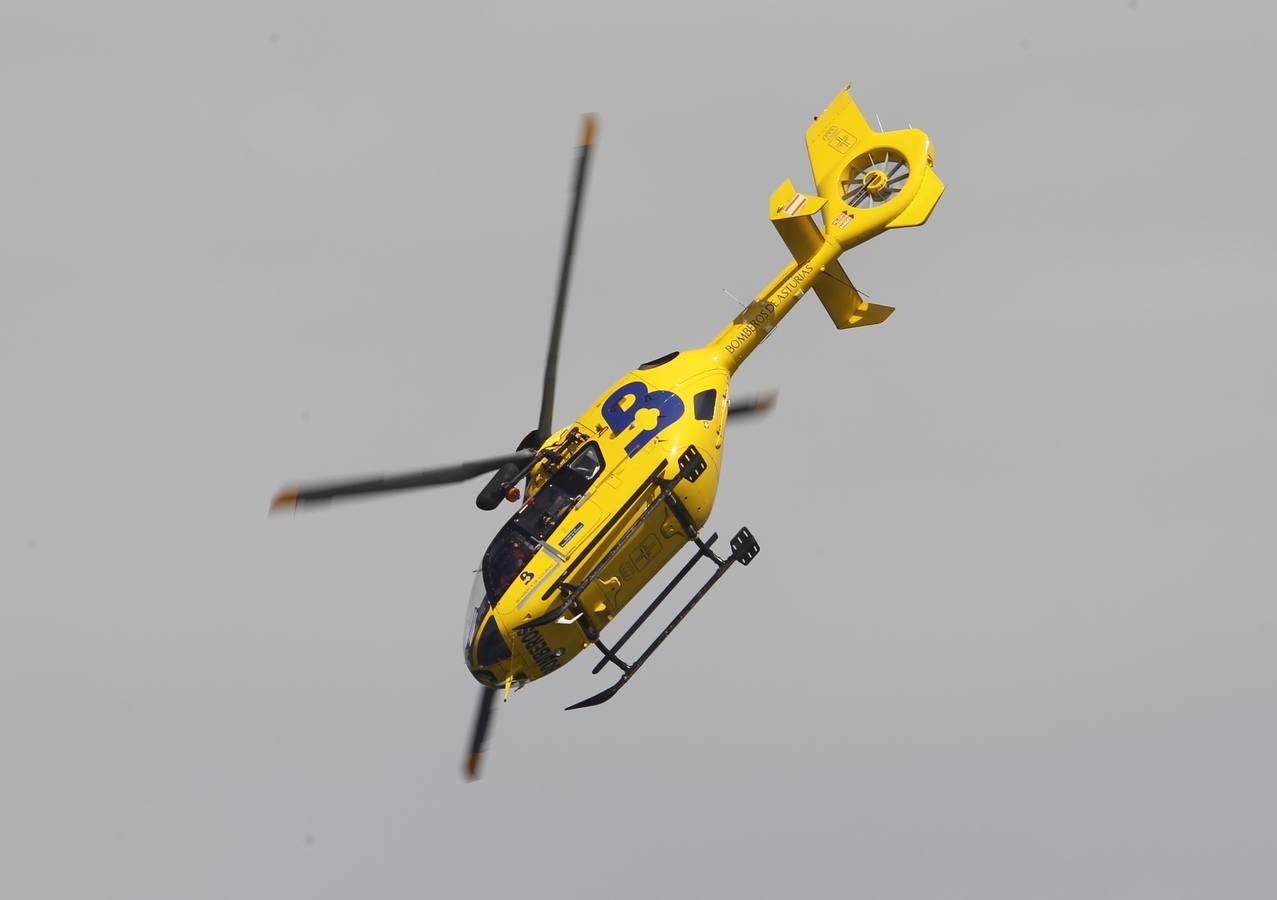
left=704, top=87, right=942, bottom=369
left=805, top=87, right=944, bottom=250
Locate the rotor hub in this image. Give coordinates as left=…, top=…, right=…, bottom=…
left=861, top=169, right=889, bottom=195
left=841, top=151, right=910, bottom=209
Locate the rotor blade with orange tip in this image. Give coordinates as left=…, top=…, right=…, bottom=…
left=726, top=390, right=779, bottom=420
left=536, top=113, right=596, bottom=445
left=269, top=450, right=534, bottom=513
left=464, top=686, right=498, bottom=781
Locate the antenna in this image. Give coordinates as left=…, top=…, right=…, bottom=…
left=722, top=288, right=747, bottom=309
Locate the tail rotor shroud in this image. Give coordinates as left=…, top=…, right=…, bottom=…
left=840, top=150, right=910, bottom=209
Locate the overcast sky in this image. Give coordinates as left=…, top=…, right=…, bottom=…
left=3, top=1, right=1275, bottom=898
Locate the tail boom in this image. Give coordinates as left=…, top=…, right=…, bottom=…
left=703, top=87, right=942, bottom=373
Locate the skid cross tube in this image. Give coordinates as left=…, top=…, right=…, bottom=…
left=586, top=477, right=727, bottom=677
left=566, top=526, right=759, bottom=710
left=590, top=533, right=720, bottom=675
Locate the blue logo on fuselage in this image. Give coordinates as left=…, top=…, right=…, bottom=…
left=601, top=380, right=685, bottom=457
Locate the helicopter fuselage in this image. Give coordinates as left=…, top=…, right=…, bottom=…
left=464, top=102, right=946, bottom=688
left=464, top=347, right=731, bottom=689
left=271, top=87, right=943, bottom=776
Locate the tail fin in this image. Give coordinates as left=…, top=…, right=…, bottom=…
left=767, top=87, right=942, bottom=329
left=806, top=88, right=944, bottom=245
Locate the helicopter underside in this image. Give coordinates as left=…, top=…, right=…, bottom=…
left=466, top=439, right=760, bottom=709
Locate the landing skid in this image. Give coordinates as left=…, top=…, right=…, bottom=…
left=566, top=518, right=759, bottom=710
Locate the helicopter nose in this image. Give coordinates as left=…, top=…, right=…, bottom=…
left=469, top=622, right=519, bottom=686
left=473, top=617, right=513, bottom=668
left=470, top=656, right=523, bottom=687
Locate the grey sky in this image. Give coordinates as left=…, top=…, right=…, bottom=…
left=3, top=1, right=1275, bottom=898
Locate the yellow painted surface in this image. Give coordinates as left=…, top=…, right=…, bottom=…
left=466, top=87, right=942, bottom=688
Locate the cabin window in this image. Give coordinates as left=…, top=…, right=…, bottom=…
left=481, top=532, right=536, bottom=596
left=693, top=389, right=717, bottom=421
left=478, top=443, right=606, bottom=596
left=566, top=442, right=603, bottom=481
left=513, top=442, right=604, bottom=541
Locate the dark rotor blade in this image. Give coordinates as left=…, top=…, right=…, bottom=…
left=537, top=114, right=596, bottom=445
left=464, top=686, right=499, bottom=781
left=270, top=450, right=534, bottom=513
left=726, top=391, right=779, bottom=420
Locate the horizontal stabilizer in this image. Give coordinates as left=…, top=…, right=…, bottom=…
left=768, top=179, right=889, bottom=330
left=769, top=181, right=825, bottom=264
left=769, top=180, right=826, bottom=223
left=843, top=300, right=894, bottom=328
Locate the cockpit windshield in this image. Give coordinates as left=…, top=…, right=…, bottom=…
left=464, top=569, right=488, bottom=654
left=465, top=442, right=606, bottom=666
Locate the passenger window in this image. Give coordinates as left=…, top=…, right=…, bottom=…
left=567, top=443, right=603, bottom=481
left=482, top=533, right=535, bottom=595
left=489, top=442, right=607, bottom=568
left=693, top=389, right=717, bottom=421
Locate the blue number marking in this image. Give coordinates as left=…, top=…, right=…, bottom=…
left=601, top=381, right=685, bottom=457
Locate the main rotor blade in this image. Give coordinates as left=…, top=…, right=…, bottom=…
left=726, top=391, right=779, bottom=420
left=270, top=450, right=533, bottom=513
left=464, top=686, right=498, bottom=781
left=537, top=114, right=596, bottom=445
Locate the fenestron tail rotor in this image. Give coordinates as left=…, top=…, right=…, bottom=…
left=536, top=114, right=596, bottom=446
left=840, top=150, right=910, bottom=209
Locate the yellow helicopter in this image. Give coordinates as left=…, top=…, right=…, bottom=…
left=271, top=87, right=943, bottom=779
